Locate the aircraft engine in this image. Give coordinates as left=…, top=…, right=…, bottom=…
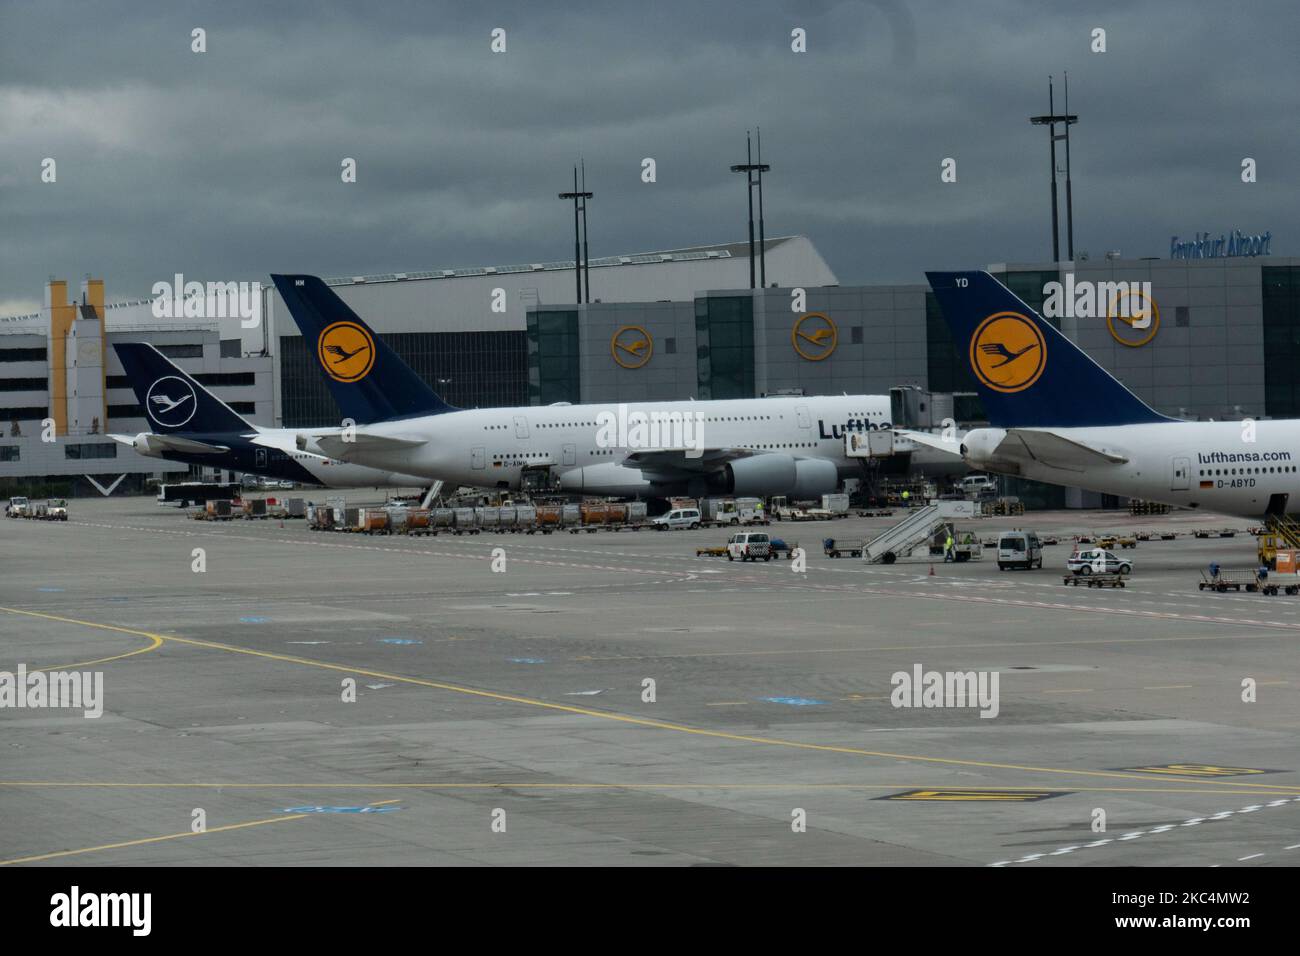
left=715, top=454, right=798, bottom=496
left=791, top=458, right=840, bottom=498
left=557, top=463, right=653, bottom=497
left=958, top=428, right=1008, bottom=468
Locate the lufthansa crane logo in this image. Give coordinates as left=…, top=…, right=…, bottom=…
left=1107, top=289, right=1160, bottom=348
left=611, top=325, right=653, bottom=369
left=318, top=321, right=376, bottom=383
left=792, top=312, right=837, bottom=361
left=970, top=311, right=1046, bottom=393
left=145, top=376, right=198, bottom=428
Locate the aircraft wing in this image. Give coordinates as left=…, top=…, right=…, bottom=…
left=620, top=447, right=758, bottom=480
left=109, top=433, right=230, bottom=455
left=313, top=431, right=427, bottom=459
left=897, top=427, right=1126, bottom=473
left=893, top=429, right=964, bottom=459
left=1001, top=429, right=1129, bottom=470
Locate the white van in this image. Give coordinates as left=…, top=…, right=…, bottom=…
left=727, top=531, right=772, bottom=561
left=652, top=507, right=702, bottom=530
left=997, top=530, right=1043, bottom=570
left=961, top=474, right=997, bottom=496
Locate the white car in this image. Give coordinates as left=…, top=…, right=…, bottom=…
left=652, top=508, right=702, bottom=530
left=727, top=531, right=772, bottom=562
left=1067, top=548, right=1132, bottom=576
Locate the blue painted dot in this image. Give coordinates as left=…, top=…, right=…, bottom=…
left=508, top=657, right=546, bottom=664
left=37, top=587, right=64, bottom=593
left=379, top=638, right=422, bottom=645
left=239, top=616, right=271, bottom=624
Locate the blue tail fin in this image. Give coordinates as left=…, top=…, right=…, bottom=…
left=112, top=343, right=252, bottom=434
left=270, top=274, right=457, bottom=423
left=925, top=271, right=1173, bottom=428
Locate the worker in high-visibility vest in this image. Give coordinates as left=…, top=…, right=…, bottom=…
left=944, top=532, right=955, bottom=562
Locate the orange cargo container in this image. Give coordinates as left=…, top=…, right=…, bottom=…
left=1276, top=550, right=1298, bottom=574
left=361, top=509, right=390, bottom=534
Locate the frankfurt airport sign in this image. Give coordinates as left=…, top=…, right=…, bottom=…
left=1170, top=229, right=1272, bottom=260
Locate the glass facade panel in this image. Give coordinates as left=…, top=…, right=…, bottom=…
left=0, top=378, right=47, bottom=392
left=695, top=296, right=754, bottom=400
left=0, top=348, right=47, bottom=362
left=526, top=310, right=579, bottom=406
left=64, top=442, right=117, bottom=460
left=1, top=406, right=47, bottom=421
left=1263, top=266, right=1300, bottom=418
left=999, top=269, right=1060, bottom=328
left=157, top=344, right=203, bottom=359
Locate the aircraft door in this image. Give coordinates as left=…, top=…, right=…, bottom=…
left=1170, top=457, right=1190, bottom=491
left=471, top=446, right=485, bottom=470
left=255, top=448, right=268, bottom=470
left=562, top=443, right=576, bottom=466
left=514, top=415, right=529, bottom=438
left=795, top=405, right=811, bottom=430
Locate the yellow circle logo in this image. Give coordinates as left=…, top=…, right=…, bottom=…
left=611, top=325, right=653, bottom=369
left=970, top=311, right=1046, bottom=393
left=1107, top=290, right=1160, bottom=348
left=318, top=321, right=375, bottom=383
left=792, top=312, right=837, bottom=361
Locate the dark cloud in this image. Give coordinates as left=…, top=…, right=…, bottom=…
left=1, top=0, right=1296, bottom=312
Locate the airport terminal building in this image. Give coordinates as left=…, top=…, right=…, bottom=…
left=0, top=279, right=274, bottom=494
left=5, top=236, right=1298, bottom=506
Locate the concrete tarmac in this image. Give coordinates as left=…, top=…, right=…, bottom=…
left=2, top=496, right=1299, bottom=866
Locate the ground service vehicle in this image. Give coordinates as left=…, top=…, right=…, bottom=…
left=997, top=530, right=1043, bottom=570
left=652, top=508, right=702, bottom=530
left=727, top=531, right=772, bottom=561
left=1067, top=548, right=1133, bottom=576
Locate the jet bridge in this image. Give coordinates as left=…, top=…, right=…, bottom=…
left=861, top=504, right=947, bottom=564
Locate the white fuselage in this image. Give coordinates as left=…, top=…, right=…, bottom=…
left=305, top=395, right=903, bottom=495
left=966, top=420, right=1300, bottom=519
left=123, top=426, right=429, bottom=490
left=247, top=428, right=431, bottom=488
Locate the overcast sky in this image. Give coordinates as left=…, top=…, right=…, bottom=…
left=2, top=0, right=1296, bottom=315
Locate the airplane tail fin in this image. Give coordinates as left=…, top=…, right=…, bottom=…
left=112, top=343, right=252, bottom=434
left=270, top=274, right=457, bottom=423
left=925, top=271, right=1173, bottom=428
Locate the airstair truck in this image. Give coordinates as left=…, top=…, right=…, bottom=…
left=861, top=505, right=948, bottom=564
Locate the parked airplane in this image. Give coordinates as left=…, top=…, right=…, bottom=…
left=108, top=343, right=430, bottom=490
left=270, top=274, right=943, bottom=498
left=911, top=271, right=1297, bottom=519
